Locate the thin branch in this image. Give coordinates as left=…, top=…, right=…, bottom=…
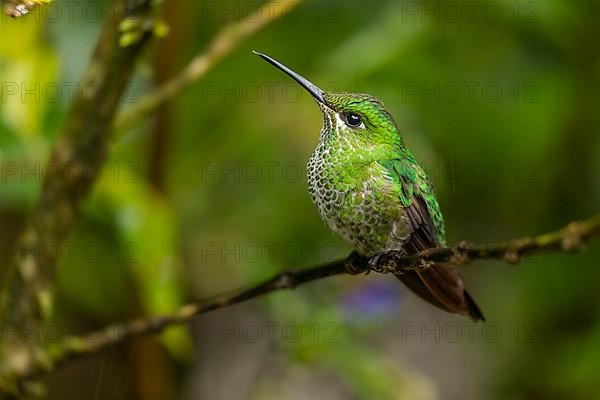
left=114, top=0, right=303, bottom=130
left=6, top=214, right=600, bottom=389
left=56, top=259, right=348, bottom=355
left=371, top=214, right=600, bottom=272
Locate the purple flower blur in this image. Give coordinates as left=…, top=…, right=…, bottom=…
left=341, top=279, right=404, bottom=322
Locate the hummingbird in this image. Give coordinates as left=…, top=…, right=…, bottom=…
left=255, top=52, right=484, bottom=321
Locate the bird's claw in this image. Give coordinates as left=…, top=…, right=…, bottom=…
left=345, top=251, right=389, bottom=275
left=368, top=252, right=387, bottom=273
left=344, top=252, right=370, bottom=275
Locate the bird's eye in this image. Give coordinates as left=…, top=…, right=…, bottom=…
left=345, top=113, right=362, bottom=127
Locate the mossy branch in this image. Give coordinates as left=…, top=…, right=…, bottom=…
left=3, top=214, right=599, bottom=392
left=1, top=0, right=154, bottom=325
left=0, top=0, right=155, bottom=396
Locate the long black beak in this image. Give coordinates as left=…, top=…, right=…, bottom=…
left=253, top=51, right=326, bottom=104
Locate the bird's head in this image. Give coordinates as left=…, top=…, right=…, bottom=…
left=254, top=52, right=404, bottom=153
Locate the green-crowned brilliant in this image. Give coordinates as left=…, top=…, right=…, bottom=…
left=255, top=51, right=484, bottom=321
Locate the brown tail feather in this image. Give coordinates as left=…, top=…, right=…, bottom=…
left=395, top=262, right=485, bottom=321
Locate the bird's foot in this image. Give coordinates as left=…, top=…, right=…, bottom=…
left=344, top=251, right=370, bottom=275
left=368, top=252, right=387, bottom=273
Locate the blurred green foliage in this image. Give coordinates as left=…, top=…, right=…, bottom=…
left=0, top=0, right=599, bottom=398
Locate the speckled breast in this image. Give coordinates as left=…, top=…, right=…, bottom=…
left=307, top=140, right=406, bottom=257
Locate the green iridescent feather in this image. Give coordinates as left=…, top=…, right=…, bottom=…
left=378, top=157, right=446, bottom=246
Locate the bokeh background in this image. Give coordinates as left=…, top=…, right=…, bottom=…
left=1, top=0, right=599, bottom=398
